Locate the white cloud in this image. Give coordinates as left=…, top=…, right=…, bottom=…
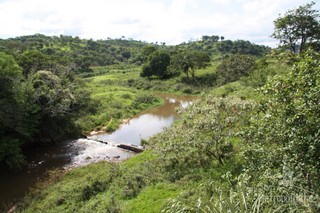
left=0, top=0, right=318, bottom=46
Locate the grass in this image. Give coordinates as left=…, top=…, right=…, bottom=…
left=123, top=183, right=182, bottom=213
left=209, top=81, right=261, bottom=101
left=20, top=162, right=117, bottom=213
left=19, top=151, right=177, bottom=213
left=75, top=62, right=222, bottom=134
left=75, top=66, right=164, bottom=133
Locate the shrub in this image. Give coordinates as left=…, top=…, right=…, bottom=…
left=151, top=96, right=254, bottom=181
left=132, top=94, right=158, bottom=107
left=242, top=50, right=320, bottom=211
left=216, top=54, right=256, bottom=85
left=81, top=180, right=109, bottom=201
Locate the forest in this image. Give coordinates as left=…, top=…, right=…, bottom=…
left=0, top=1, right=320, bottom=212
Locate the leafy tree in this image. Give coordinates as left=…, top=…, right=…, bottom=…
left=140, top=50, right=171, bottom=79
left=140, top=64, right=153, bottom=78
left=0, top=59, right=93, bottom=167
left=170, top=50, right=210, bottom=80
left=202, top=35, right=220, bottom=43
left=30, top=70, right=76, bottom=118
left=17, top=50, right=53, bottom=76
left=141, top=45, right=157, bottom=62
left=232, top=40, right=270, bottom=56
left=216, top=54, right=256, bottom=84
left=28, top=70, right=78, bottom=142
left=216, top=40, right=233, bottom=54
left=216, top=40, right=270, bottom=56
left=121, top=51, right=131, bottom=60
left=0, top=52, right=34, bottom=168
left=272, top=1, right=320, bottom=53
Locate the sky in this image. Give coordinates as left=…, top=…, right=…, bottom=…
left=0, top=0, right=318, bottom=47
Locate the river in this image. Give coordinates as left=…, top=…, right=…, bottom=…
left=0, top=94, right=195, bottom=208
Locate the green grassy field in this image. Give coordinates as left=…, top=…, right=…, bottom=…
left=75, top=66, right=164, bottom=133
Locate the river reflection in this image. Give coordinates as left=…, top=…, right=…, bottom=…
left=95, top=94, right=194, bottom=145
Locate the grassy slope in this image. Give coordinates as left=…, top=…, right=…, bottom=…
left=20, top=151, right=184, bottom=213
left=75, top=65, right=164, bottom=134
left=75, top=61, right=222, bottom=134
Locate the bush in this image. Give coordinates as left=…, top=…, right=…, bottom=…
left=242, top=50, right=320, bottom=211
left=132, top=94, right=159, bottom=108
left=182, top=87, right=193, bottom=94
left=150, top=96, right=254, bottom=181
left=81, top=180, right=109, bottom=201
left=216, top=54, right=256, bottom=85
left=122, top=174, right=146, bottom=198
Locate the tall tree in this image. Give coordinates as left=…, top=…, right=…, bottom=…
left=0, top=52, right=34, bottom=168
left=272, top=1, right=320, bottom=53
left=17, top=50, right=52, bottom=76
left=141, top=45, right=157, bottom=62
left=28, top=70, right=78, bottom=142
left=141, top=50, right=171, bottom=79
left=170, top=50, right=210, bottom=80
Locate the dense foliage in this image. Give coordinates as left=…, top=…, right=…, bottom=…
left=216, top=54, right=256, bottom=84
left=141, top=50, right=171, bottom=78
left=0, top=52, right=30, bottom=168
left=169, top=50, right=211, bottom=80
left=0, top=34, right=148, bottom=73
left=175, top=36, right=270, bottom=57
left=150, top=96, right=253, bottom=180
left=0, top=51, right=92, bottom=168
left=242, top=50, right=320, bottom=210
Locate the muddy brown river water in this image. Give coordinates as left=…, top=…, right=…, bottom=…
left=0, top=94, right=196, bottom=207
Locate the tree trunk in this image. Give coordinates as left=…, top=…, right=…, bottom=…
left=191, top=68, right=195, bottom=80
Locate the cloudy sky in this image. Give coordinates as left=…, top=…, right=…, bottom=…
left=0, top=0, right=318, bottom=47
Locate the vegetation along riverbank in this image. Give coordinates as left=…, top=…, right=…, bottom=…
left=1, top=2, right=320, bottom=212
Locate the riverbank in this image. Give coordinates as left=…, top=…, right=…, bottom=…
left=0, top=93, right=196, bottom=212
left=16, top=94, right=244, bottom=213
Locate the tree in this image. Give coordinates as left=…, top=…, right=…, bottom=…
left=140, top=50, right=171, bottom=79
left=17, top=50, right=43, bottom=75
left=216, top=40, right=233, bottom=54
left=231, top=40, right=270, bottom=56
left=170, top=50, right=210, bottom=80
left=0, top=52, right=33, bottom=168
left=17, top=50, right=54, bottom=76
left=216, top=54, right=256, bottom=84
left=202, top=35, right=220, bottom=43
left=30, top=70, right=76, bottom=118
left=272, top=1, right=320, bottom=53
left=141, top=45, right=157, bottom=62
